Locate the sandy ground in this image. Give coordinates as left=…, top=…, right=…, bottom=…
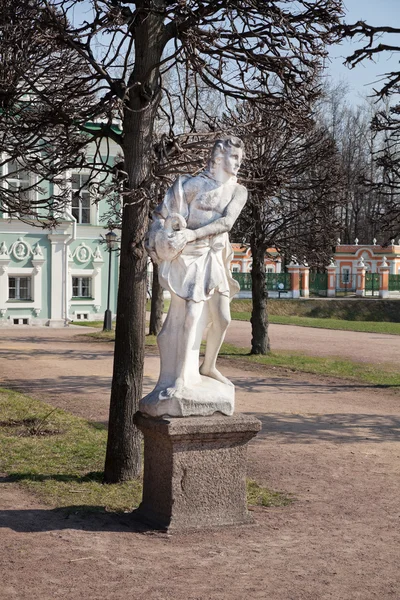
left=0, top=323, right=399, bottom=599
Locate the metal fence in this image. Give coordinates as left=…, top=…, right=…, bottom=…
left=389, top=274, right=400, bottom=292
left=265, top=272, right=291, bottom=292
left=365, top=272, right=380, bottom=296
left=335, top=274, right=357, bottom=296
left=232, top=272, right=291, bottom=294
left=232, top=272, right=252, bottom=291
left=309, top=272, right=328, bottom=297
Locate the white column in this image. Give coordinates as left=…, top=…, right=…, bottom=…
left=0, top=262, right=10, bottom=320
left=48, top=233, right=70, bottom=326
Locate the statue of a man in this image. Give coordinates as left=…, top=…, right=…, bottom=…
left=141, top=137, right=247, bottom=418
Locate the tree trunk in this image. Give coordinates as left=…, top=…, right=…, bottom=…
left=149, top=261, right=164, bottom=336
left=103, top=11, right=165, bottom=483
left=250, top=239, right=270, bottom=355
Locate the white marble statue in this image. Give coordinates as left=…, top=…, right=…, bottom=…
left=140, top=137, right=247, bottom=418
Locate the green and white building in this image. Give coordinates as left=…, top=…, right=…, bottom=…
left=0, top=136, right=120, bottom=326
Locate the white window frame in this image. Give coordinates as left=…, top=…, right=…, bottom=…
left=69, top=268, right=102, bottom=307
left=71, top=171, right=95, bottom=225
left=1, top=266, right=43, bottom=312
left=72, top=276, right=93, bottom=298
left=1, top=155, right=37, bottom=218
left=8, top=275, right=32, bottom=300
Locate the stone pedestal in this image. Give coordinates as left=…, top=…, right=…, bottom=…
left=134, top=412, right=261, bottom=532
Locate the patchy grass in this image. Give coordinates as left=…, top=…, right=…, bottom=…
left=0, top=388, right=141, bottom=512
left=246, top=479, right=293, bottom=507
left=71, top=320, right=106, bottom=328
left=82, top=329, right=118, bottom=342
left=0, top=389, right=285, bottom=511
left=219, top=343, right=400, bottom=389
left=231, top=312, right=400, bottom=335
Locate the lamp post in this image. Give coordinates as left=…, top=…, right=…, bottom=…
left=103, top=230, right=118, bottom=331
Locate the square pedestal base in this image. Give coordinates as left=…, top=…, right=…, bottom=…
left=134, top=412, right=261, bottom=532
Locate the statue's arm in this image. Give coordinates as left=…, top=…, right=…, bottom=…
left=192, top=185, right=248, bottom=240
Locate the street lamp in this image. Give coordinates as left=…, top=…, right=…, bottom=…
left=103, top=230, right=118, bottom=331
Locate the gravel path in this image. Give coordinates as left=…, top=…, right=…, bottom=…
left=225, top=320, right=400, bottom=367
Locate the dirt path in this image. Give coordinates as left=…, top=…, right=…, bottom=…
left=0, top=326, right=399, bottom=599
left=225, top=319, right=400, bottom=368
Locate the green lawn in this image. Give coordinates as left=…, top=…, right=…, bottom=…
left=219, top=343, right=400, bottom=389
left=231, top=312, right=400, bottom=335
left=0, top=389, right=289, bottom=511
left=0, top=388, right=141, bottom=512
left=75, top=314, right=400, bottom=336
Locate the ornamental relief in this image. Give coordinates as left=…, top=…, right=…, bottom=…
left=69, top=243, right=103, bottom=265
left=0, top=239, right=45, bottom=262
left=12, top=239, right=30, bottom=260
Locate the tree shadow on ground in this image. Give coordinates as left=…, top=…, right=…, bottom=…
left=0, top=347, right=113, bottom=361
left=0, top=504, right=155, bottom=534
left=1, top=375, right=156, bottom=398
left=232, top=375, right=398, bottom=393
left=246, top=412, right=400, bottom=444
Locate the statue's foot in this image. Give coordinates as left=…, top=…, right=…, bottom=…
left=199, top=365, right=233, bottom=386
left=164, top=378, right=185, bottom=399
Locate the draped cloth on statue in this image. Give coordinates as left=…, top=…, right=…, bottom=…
left=147, top=174, right=239, bottom=302
left=159, top=233, right=238, bottom=303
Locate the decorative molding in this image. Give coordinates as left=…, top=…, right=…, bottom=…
left=357, top=257, right=365, bottom=268
left=73, top=242, right=92, bottom=264
left=0, top=241, right=9, bottom=257
left=11, top=238, right=31, bottom=261
left=93, top=245, right=104, bottom=262
left=33, top=242, right=44, bottom=258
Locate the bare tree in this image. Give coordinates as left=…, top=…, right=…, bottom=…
left=231, top=105, right=342, bottom=353
left=341, top=21, right=400, bottom=238
left=0, top=0, right=345, bottom=482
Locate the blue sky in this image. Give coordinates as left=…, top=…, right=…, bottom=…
left=327, top=0, right=400, bottom=104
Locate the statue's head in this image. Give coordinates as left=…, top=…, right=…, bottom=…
left=208, top=137, right=244, bottom=179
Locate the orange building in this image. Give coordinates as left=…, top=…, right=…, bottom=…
left=334, top=241, right=400, bottom=281
left=230, top=244, right=281, bottom=273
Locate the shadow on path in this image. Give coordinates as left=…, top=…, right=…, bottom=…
left=0, top=504, right=154, bottom=534
left=232, top=375, right=398, bottom=393
left=247, top=412, right=400, bottom=444
left=0, top=347, right=112, bottom=361
left=1, top=375, right=156, bottom=398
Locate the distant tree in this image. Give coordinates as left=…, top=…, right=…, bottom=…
left=341, top=22, right=400, bottom=238
left=231, top=105, right=342, bottom=353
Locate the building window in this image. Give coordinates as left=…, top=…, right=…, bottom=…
left=71, top=173, right=91, bottom=224
left=266, top=267, right=274, bottom=273
left=9, top=276, right=32, bottom=300
left=4, top=160, right=35, bottom=215
left=232, top=265, right=240, bottom=273
left=72, top=276, right=92, bottom=298
left=342, top=268, right=350, bottom=283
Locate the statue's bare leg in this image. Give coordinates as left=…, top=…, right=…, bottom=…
left=169, top=299, right=204, bottom=393
left=200, top=292, right=232, bottom=385
left=157, top=293, right=186, bottom=389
